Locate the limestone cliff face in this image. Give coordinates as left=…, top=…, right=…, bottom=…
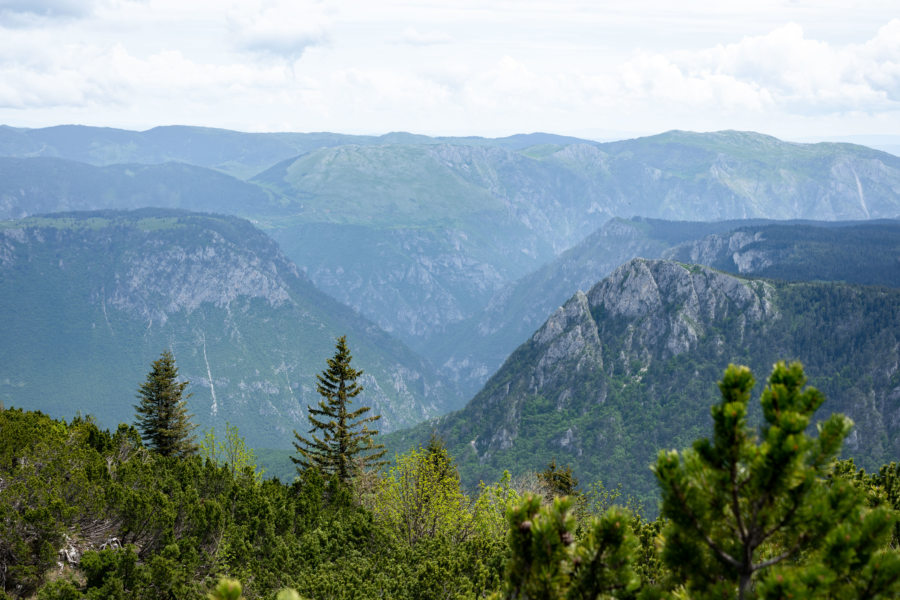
left=435, top=217, right=680, bottom=398
left=664, top=231, right=770, bottom=274
left=1, top=214, right=302, bottom=328
left=588, top=260, right=776, bottom=361
left=460, top=260, right=777, bottom=460
left=661, top=222, right=900, bottom=288
left=109, top=231, right=296, bottom=326
left=531, top=291, right=603, bottom=393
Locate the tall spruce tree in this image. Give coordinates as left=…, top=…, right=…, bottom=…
left=133, top=350, right=197, bottom=458
left=292, top=336, right=386, bottom=482
left=654, top=361, right=900, bottom=599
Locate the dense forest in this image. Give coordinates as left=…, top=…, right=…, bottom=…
left=2, top=352, right=899, bottom=599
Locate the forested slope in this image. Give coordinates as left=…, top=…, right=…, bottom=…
left=389, top=259, right=900, bottom=505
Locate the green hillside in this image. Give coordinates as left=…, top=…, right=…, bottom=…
left=0, top=125, right=376, bottom=179
left=387, top=260, right=900, bottom=507
left=0, top=125, right=594, bottom=179
left=0, top=209, right=456, bottom=449
left=549, top=130, right=900, bottom=220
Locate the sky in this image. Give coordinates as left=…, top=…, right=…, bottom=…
left=0, top=0, right=898, bottom=142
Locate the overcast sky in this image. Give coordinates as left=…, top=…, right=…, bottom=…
left=0, top=0, right=898, bottom=141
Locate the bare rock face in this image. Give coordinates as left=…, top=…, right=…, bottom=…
left=668, top=230, right=762, bottom=267
left=531, top=290, right=603, bottom=391
left=58, top=536, right=80, bottom=566
left=465, top=259, right=779, bottom=457
left=588, top=259, right=775, bottom=361
left=731, top=249, right=774, bottom=273
left=109, top=231, right=297, bottom=326
left=664, top=230, right=775, bottom=275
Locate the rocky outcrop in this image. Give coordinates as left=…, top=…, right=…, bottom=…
left=531, top=291, right=602, bottom=392
left=110, top=233, right=296, bottom=326
left=460, top=259, right=778, bottom=459
left=664, top=230, right=770, bottom=274
left=588, top=260, right=775, bottom=360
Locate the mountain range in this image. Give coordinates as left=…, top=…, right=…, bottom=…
left=255, top=130, right=900, bottom=353
left=437, top=218, right=900, bottom=394
left=0, top=125, right=585, bottom=179
left=2, top=126, right=900, bottom=396
left=2, top=124, right=900, bottom=492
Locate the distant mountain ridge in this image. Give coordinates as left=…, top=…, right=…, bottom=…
left=252, top=132, right=900, bottom=354
left=0, top=209, right=455, bottom=449
left=0, top=157, right=281, bottom=219
left=387, top=258, right=900, bottom=506
left=253, top=142, right=614, bottom=344
left=0, top=124, right=590, bottom=179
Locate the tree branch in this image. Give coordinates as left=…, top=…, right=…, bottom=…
left=671, top=479, right=742, bottom=569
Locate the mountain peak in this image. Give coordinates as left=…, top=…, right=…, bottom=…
left=587, top=259, right=775, bottom=359
left=392, top=256, right=900, bottom=505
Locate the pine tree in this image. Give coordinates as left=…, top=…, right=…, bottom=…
left=494, top=494, right=640, bottom=599
left=133, top=350, right=197, bottom=458
left=292, top=336, right=386, bottom=482
left=654, top=361, right=900, bottom=599
left=538, top=460, right=580, bottom=501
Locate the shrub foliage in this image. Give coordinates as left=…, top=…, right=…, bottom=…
left=2, top=362, right=898, bottom=599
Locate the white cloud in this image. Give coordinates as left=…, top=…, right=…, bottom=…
left=611, top=20, right=900, bottom=117
left=396, top=27, right=452, bottom=46
left=0, top=2, right=899, bottom=138
left=0, top=29, right=290, bottom=111
left=857, top=19, right=900, bottom=101
left=227, top=0, right=332, bottom=61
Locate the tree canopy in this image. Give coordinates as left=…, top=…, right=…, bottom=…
left=654, top=361, right=900, bottom=599
left=133, top=350, right=197, bottom=458
left=3, top=359, right=900, bottom=599
left=292, top=336, right=386, bottom=482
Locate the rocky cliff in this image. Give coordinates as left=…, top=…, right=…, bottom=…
left=433, top=218, right=775, bottom=396
left=436, top=219, right=900, bottom=399
left=389, top=259, right=900, bottom=506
